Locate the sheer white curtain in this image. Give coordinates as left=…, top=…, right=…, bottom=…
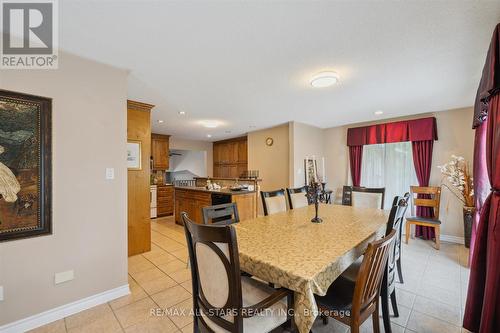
left=360, top=142, right=418, bottom=209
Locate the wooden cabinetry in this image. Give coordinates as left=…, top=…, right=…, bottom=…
left=174, top=188, right=211, bottom=224
left=213, top=136, right=248, bottom=178
left=127, top=100, right=154, bottom=256
left=151, top=134, right=170, bottom=170
left=157, top=185, right=173, bottom=216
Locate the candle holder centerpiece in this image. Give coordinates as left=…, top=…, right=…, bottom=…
left=306, top=180, right=323, bottom=223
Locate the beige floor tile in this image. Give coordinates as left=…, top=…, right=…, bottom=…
left=28, top=319, right=66, bottom=333
left=114, top=297, right=158, bottom=328
left=155, top=239, right=185, bottom=252
left=393, top=288, right=416, bottom=309
left=167, top=298, right=194, bottom=329
left=158, top=259, right=188, bottom=274
left=110, top=279, right=148, bottom=310
left=180, top=280, right=192, bottom=294
left=310, top=317, right=348, bottom=333
left=130, top=267, right=167, bottom=285
left=389, top=304, right=412, bottom=327
left=151, top=285, right=191, bottom=309
left=406, top=310, right=461, bottom=333
left=417, top=283, right=461, bottom=307
left=129, top=258, right=156, bottom=275
left=168, top=268, right=192, bottom=284
left=170, top=248, right=189, bottom=263
left=124, top=315, right=178, bottom=333
left=67, top=312, right=121, bottom=333
left=412, top=295, right=462, bottom=326
left=146, top=252, right=178, bottom=266
left=64, top=303, right=112, bottom=329
left=141, top=274, right=178, bottom=295
left=181, top=322, right=194, bottom=333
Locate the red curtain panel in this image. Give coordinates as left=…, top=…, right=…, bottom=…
left=411, top=140, right=435, bottom=239
left=464, top=93, right=500, bottom=333
left=470, top=120, right=489, bottom=262
left=348, top=145, right=363, bottom=186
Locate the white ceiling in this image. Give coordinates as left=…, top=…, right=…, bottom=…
left=60, top=1, right=500, bottom=141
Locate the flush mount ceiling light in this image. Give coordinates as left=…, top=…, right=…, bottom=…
left=157, top=120, right=164, bottom=124
left=310, top=71, right=340, bottom=88
left=207, top=134, right=212, bottom=138
left=178, top=111, right=186, bottom=115
left=374, top=110, right=384, bottom=115
left=199, top=120, right=220, bottom=128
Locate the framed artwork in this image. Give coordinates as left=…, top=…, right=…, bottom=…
left=0, top=89, right=52, bottom=242
left=304, top=158, right=318, bottom=185
left=127, top=140, right=142, bottom=170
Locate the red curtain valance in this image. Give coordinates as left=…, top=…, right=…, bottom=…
left=346, top=117, right=438, bottom=146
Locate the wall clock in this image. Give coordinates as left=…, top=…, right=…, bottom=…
left=265, top=137, right=274, bottom=146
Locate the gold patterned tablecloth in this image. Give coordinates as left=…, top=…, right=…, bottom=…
left=233, top=204, right=388, bottom=333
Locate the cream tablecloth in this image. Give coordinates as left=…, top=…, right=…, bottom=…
left=233, top=204, right=388, bottom=333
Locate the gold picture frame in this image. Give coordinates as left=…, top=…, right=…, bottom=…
left=127, top=140, right=142, bottom=170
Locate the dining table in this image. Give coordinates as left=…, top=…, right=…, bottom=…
left=233, top=203, right=389, bottom=333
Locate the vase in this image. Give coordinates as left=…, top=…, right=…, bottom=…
left=463, top=206, right=475, bottom=248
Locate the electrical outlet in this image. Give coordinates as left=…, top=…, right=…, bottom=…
left=0, top=286, right=4, bottom=301
left=55, top=270, right=74, bottom=285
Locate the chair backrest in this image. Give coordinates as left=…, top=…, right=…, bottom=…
left=385, top=194, right=409, bottom=292
left=341, top=185, right=352, bottom=206
left=182, top=213, right=244, bottom=333
left=351, top=186, right=386, bottom=209
left=202, top=203, right=240, bottom=225
left=260, top=189, right=287, bottom=216
left=286, top=186, right=309, bottom=209
left=409, top=186, right=441, bottom=219
left=352, top=229, right=396, bottom=318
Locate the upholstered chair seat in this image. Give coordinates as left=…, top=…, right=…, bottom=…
left=202, top=276, right=289, bottom=333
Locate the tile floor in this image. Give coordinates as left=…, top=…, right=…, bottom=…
left=30, top=216, right=471, bottom=333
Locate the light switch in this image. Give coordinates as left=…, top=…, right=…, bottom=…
left=105, top=168, right=115, bottom=180
left=0, top=286, right=4, bottom=301
left=55, top=270, right=74, bottom=285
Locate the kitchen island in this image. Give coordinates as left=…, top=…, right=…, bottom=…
left=174, top=186, right=257, bottom=225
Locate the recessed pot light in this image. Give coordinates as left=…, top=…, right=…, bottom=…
left=310, top=71, right=340, bottom=88
left=374, top=110, right=384, bottom=115
left=178, top=111, right=186, bottom=115
left=157, top=120, right=164, bottom=124
left=207, top=134, right=212, bottom=138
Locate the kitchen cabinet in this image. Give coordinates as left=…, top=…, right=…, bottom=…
left=157, top=185, right=173, bottom=216
left=151, top=134, right=170, bottom=170
left=213, top=136, right=248, bottom=178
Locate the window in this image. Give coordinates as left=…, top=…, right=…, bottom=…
left=360, top=142, right=418, bottom=209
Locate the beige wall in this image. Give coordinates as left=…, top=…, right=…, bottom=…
left=0, top=53, right=128, bottom=325
left=290, top=122, right=325, bottom=188
left=248, top=124, right=290, bottom=214
left=322, top=107, right=474, bottom=239
left=169, top=137, right=213, bottom=177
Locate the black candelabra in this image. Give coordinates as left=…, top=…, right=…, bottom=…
left=306, top=180, right=324, bottom=223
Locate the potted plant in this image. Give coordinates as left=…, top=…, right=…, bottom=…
left=437, top=155, right=474, bottom=248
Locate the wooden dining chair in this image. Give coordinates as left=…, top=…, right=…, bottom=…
left=315, top=229, right=397, bottom=333
left=202, top=203, right=240, bottom=225
left=260, top=189, right=287, bottom=216
left=342, top=186, right=386, bottom=209
left=286, top=186, right=309, bottom=209
left=182, top=213, right=294, bottom=333
left=338, top=195, right=409, bottom=333
left=405, top=186, right=442, bottom=250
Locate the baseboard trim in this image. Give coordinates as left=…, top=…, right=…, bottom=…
left=403, top=232, right=465, bottom=245
left=440, top=234, right=465, bottom=245
left=0, top=284, right=130, bottom=333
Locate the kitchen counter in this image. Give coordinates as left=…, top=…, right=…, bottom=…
left=174, top=186, right=258, bottom=224
left=173, top=186, right=255, bottom=195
